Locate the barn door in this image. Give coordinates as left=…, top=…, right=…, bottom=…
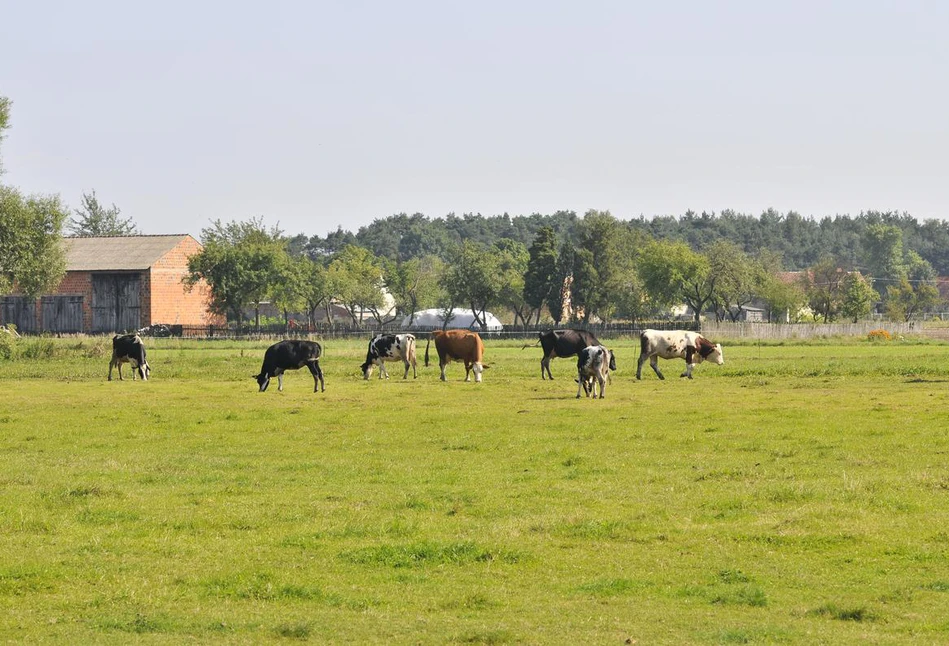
left=92, top=274, right=141, bottom=332
left=42, top=296, right=84, bottom=333
left=0, top=296, right=37, bottom=333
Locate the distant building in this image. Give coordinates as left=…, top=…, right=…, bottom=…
left=0, top=235, right=217, bottom=333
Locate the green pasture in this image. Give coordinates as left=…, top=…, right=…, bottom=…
left=2, top=336, right=949, bottom=644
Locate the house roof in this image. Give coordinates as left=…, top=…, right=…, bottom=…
left=64, top=235, right=195, bottom=271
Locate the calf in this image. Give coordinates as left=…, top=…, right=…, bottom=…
left=254, top=339, right=325, bottom=393
left=576, top=345, right=616, bottom=399
left=424, top=330, right=487, bottom=382
left=531, top=329, right=600, bottom=380
left=108, top=334, right=150, bottom=381
left=361, top=333, right=417, bottom=380
left=636, top=329, right=723, bottom=380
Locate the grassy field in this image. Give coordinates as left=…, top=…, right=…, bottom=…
left=2, top=335, right=949, bottom=644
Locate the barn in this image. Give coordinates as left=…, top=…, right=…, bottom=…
left=0, top=235, right=216, bottom=334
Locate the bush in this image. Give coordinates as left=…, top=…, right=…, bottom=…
left=867, top=329, right=892, bottom=342
left=0, top=325, right=18, bottom=360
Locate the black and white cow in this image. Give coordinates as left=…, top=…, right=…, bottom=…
left=254, top=339, right=325, bottom=393
left=576, top=345, right=616, bottom=399
left=361, top=333, right=417, bottom=380
left=636, top=329, right=724, bottom=380
left=532, top=329, right=601, bottom=380
left=108, top=334, right=150, bottom=381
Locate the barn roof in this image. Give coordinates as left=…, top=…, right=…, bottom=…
left=64, top=235, right=195, bottom=271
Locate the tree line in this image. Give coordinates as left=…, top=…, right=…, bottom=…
left=185, top=210, right=944, bottom=330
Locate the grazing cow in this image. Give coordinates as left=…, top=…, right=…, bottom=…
left=576, top=345, right=616, bottom=399
left=530, top=329, right=601, bottom=380
left=361, top=333, right=417, bottom=380
left=108, top=334, right=150, bottom=381
left=424, top=330, right=487, bottom=382
left=254, top=339, right=325, bottom=393
left=636, top=329, right=724, bottom=380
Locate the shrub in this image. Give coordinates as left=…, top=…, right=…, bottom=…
left=867, top=329, right=891, bottom=342
left=0, top=325, right=19, bottom=360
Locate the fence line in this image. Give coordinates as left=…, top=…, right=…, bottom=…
left=700, top=321, right=918, bottom=340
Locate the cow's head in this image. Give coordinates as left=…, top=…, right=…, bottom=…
left=254, top=372, right=271, bottom=392
left=710, top=343, right=724, bottom=365
left=360, top=361, right=373, bottom=380
left=137, top=362, right=150, bottom=381
left=472, top=362, right=484, bottom=383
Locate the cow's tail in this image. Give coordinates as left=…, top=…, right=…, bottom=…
left=520, top=331, right=544, bottom=350
left=639, top=331, right=649, bottom=356
left=406, top=335, right=417, bottom=364
left=424, top=335, right=431, bottom=367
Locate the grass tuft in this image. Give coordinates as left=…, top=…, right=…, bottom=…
left=341, top=541, right=522, bottom=568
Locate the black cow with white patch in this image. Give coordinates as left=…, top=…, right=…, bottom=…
left=361, top=333, right=417, bottom=380
left=531, top=329, right=601, bottom=380
left=254, top=339, right=325, bottom=393
left=576, top=345, right=616, bottom=399
left=108, top=334, right=150, bottom=381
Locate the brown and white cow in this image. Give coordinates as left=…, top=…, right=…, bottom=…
left=636, top=329, right=723, bottom=380
left=361, top=333, right=417, bottom=380
left=576, top=345, right=616, bottom=399
left=424, top=330, right=487, bottom=382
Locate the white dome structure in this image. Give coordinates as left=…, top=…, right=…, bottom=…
left=402, top=308, right=503, bottom=331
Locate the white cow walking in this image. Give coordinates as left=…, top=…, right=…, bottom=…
left=637, top=329, right=723, bottom=380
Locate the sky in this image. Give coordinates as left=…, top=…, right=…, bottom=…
left=2, top=1, right=948, bottom=239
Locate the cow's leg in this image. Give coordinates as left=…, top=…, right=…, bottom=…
left=411, top=357, right=417, bottom=379
left=576, top=371, right=584, bottom=398
left=464, top=361, right=472, bottom=382
left=277, top=372, right=284, bottom=391
left=117, top=362, right=125, bottom=381
left=650, top=356, right=665, bottom=380
left=636, top=353, right=647, bottom=380
left=440, top=361, right=448, bottom=382
left=108, top=358, right=115, bottom=381
left=307, top=361, right=323, bottom=392
left=402, top=358, right=410, bottom=379
left=597, top=374, right=606, bottom=399
left=130, top=359, right=138, bottom=381
left=379, top=362, right=389, bottom=380
left=541, top=354, right=552, bottom=380
left=681, top=346, right=695, bottom=379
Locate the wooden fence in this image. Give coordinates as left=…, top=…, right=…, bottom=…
left=700, top=321, right=919, bottom=340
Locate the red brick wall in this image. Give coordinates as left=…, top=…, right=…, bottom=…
left=148, top=237, right=221, bottom=326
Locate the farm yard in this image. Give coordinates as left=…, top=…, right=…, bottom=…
left=2, top=335, right=949, bottom=644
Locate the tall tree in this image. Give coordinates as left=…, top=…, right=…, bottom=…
left=441, top=240, right=503, bottom=328
left=547, top=241, right=575, bottom=324
left=523, top=226, right=559, bottom=324
left=861, top=223, right=906, bottom=298
left=185, top=218, right=289, bottom=329
left=839, top=272, right=877, bottom=323
left=68, top=190, right=139, bottom=236
left=801, top=256, right=845, bottom=322
left=327, top=245, right=389, bottom=324
left=639, top=240, right=715, bottom=325
left=494, top=239, right=530, bottom=327
left=383, top=255, right=444, bottom=324
left=0, top=186, right=69, bottom=297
